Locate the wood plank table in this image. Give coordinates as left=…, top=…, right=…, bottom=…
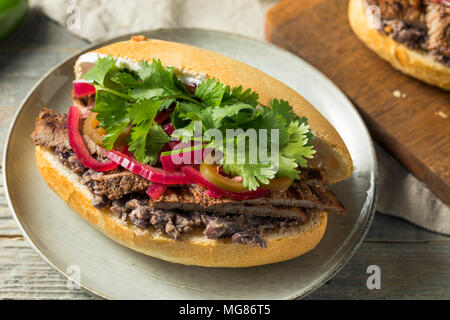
left=0, top=9, right=449, bottom=300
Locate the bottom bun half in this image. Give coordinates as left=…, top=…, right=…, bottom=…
left=35, top=146, right=328, bottom=267
left=349, top=0, right=450, bottom=91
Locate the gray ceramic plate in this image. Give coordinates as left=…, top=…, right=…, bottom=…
left=3, top=29, right=378, bottom=299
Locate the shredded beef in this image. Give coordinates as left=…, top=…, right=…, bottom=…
left=369, top=0, right=450, bottom=66
left=107, top=196, right=301, bottom=247
left=381, top=18, right=428, bottom=49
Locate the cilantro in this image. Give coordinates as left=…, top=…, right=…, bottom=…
left=223, top=85, right=259, bottom=107
left=91, top=90, right=130, bottom=150
left=110, top=72, right=141, bottom=87
left=280, top=120, right=316, bottom=168
left=219, top=138, right=277, bottom=190
left=83, top=56, right=116, bottom=86
left=212, top=100, right=254, bottom=122
left=126, top=99, right=165, bottom=164
left=128, top=88, right=164, bottom=100
left=128, top=122, right=170, bottom=165
left=84, top=55, right=315, bottom=189
left=277, top=155, right=299, bottom=180
left=223, top=161, right=276, bottom=191
left=195, top=78, right=225, bottom=107
left=269, top=99, right=299, bottom=124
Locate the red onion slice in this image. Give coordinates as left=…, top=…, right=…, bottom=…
left=106, top=150, right=191, bottom=185
left=73, top=80, right=96, bottom=97
left=67, top=106, right=118, bottom=171
left=146, top=183, right=168, bottom=200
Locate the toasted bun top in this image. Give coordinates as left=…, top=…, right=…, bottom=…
left=75, top=36, right=353, bottom=183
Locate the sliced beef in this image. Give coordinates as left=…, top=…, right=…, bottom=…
left=31, top=108, right=105, bottom=158
left=31, top=108, right=70, bottom=152
left=32, top=109, right=151, bottom=203
left=82, top=169, right=151, bottom=200
left=368, top=0, right=426, bottom=28
left=426, top=1, right=450, bottom=64
left=150, top=175, right=344, bottom=218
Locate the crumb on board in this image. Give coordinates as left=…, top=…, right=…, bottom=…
left=393, top=90, right=406, bottom=98
left=434, top=110, right=448, bottom=119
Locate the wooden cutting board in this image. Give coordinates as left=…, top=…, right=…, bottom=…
left=266, top=0, right=450, bottom=206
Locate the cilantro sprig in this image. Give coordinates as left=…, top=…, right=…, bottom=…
left=83, top=56, right=315, bottom=190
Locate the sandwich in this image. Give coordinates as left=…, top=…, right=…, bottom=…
left=31, top=36, right=353, bottom=267
left=349, top=0, right=450, bottom=90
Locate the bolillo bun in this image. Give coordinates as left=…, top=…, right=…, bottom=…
left=36, top=146, right=328, bottom=268
left=348, top=0, right=450, bottom=91
left=74, top=36, right=353, bottom=183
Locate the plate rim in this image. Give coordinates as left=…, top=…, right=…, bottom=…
left=2, top=27, right=379, bottom=300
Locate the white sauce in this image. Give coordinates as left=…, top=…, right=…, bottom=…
left=76, top=52, right=206, bottom=85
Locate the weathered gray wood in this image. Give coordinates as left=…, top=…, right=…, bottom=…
left=0, top=7, right=448, bottom=300
left=366, top=212, right=450, bottom=242
left=0, top=237, right=93, bottom=299
left=1, top=236, right=449, bottom=300
left=307, top=242, right=450, bottom=300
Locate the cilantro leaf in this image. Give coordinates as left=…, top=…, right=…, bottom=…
left=123, top=98, right=163, bottom=164
left=128, top=122, right=170, bottom=165
left=277, top=155, right=299, bottom=180
left=128, top=88, right=164, bottom=100
left=92, top=90, right=130, bottom=149
left=159, top=98, right=176, bottom=111
left=223, top=162, right=276, bottom=191
left=128, top=98, right=162, bottom=126
left=280, top=120, right=316, bottom=167
left=212, top=100, right=254, bottom=122
left=223, top=85, right=259, bottom=107
left=220, top=142, right=277, bottom=191
left=128, top=119, right=153, bottom=163
left=146, top=124, right=171, bottom=158
left=138, top=59, right=184, bottom=96
left=177, top=101, right=217, bottom=130
left=110, top=72, right=141, bottom=87
left=269, top=99, right=299, bottom=124
left=195, top=78, right=225, bottom=107
left=82, top=56, right=116, bottom=86
left=242, top=108, right=288, bottom=146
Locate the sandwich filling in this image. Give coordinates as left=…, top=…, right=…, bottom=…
left=31, top=54, right=345, bottom=248
left=367, top=0, right=450, bottom=66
